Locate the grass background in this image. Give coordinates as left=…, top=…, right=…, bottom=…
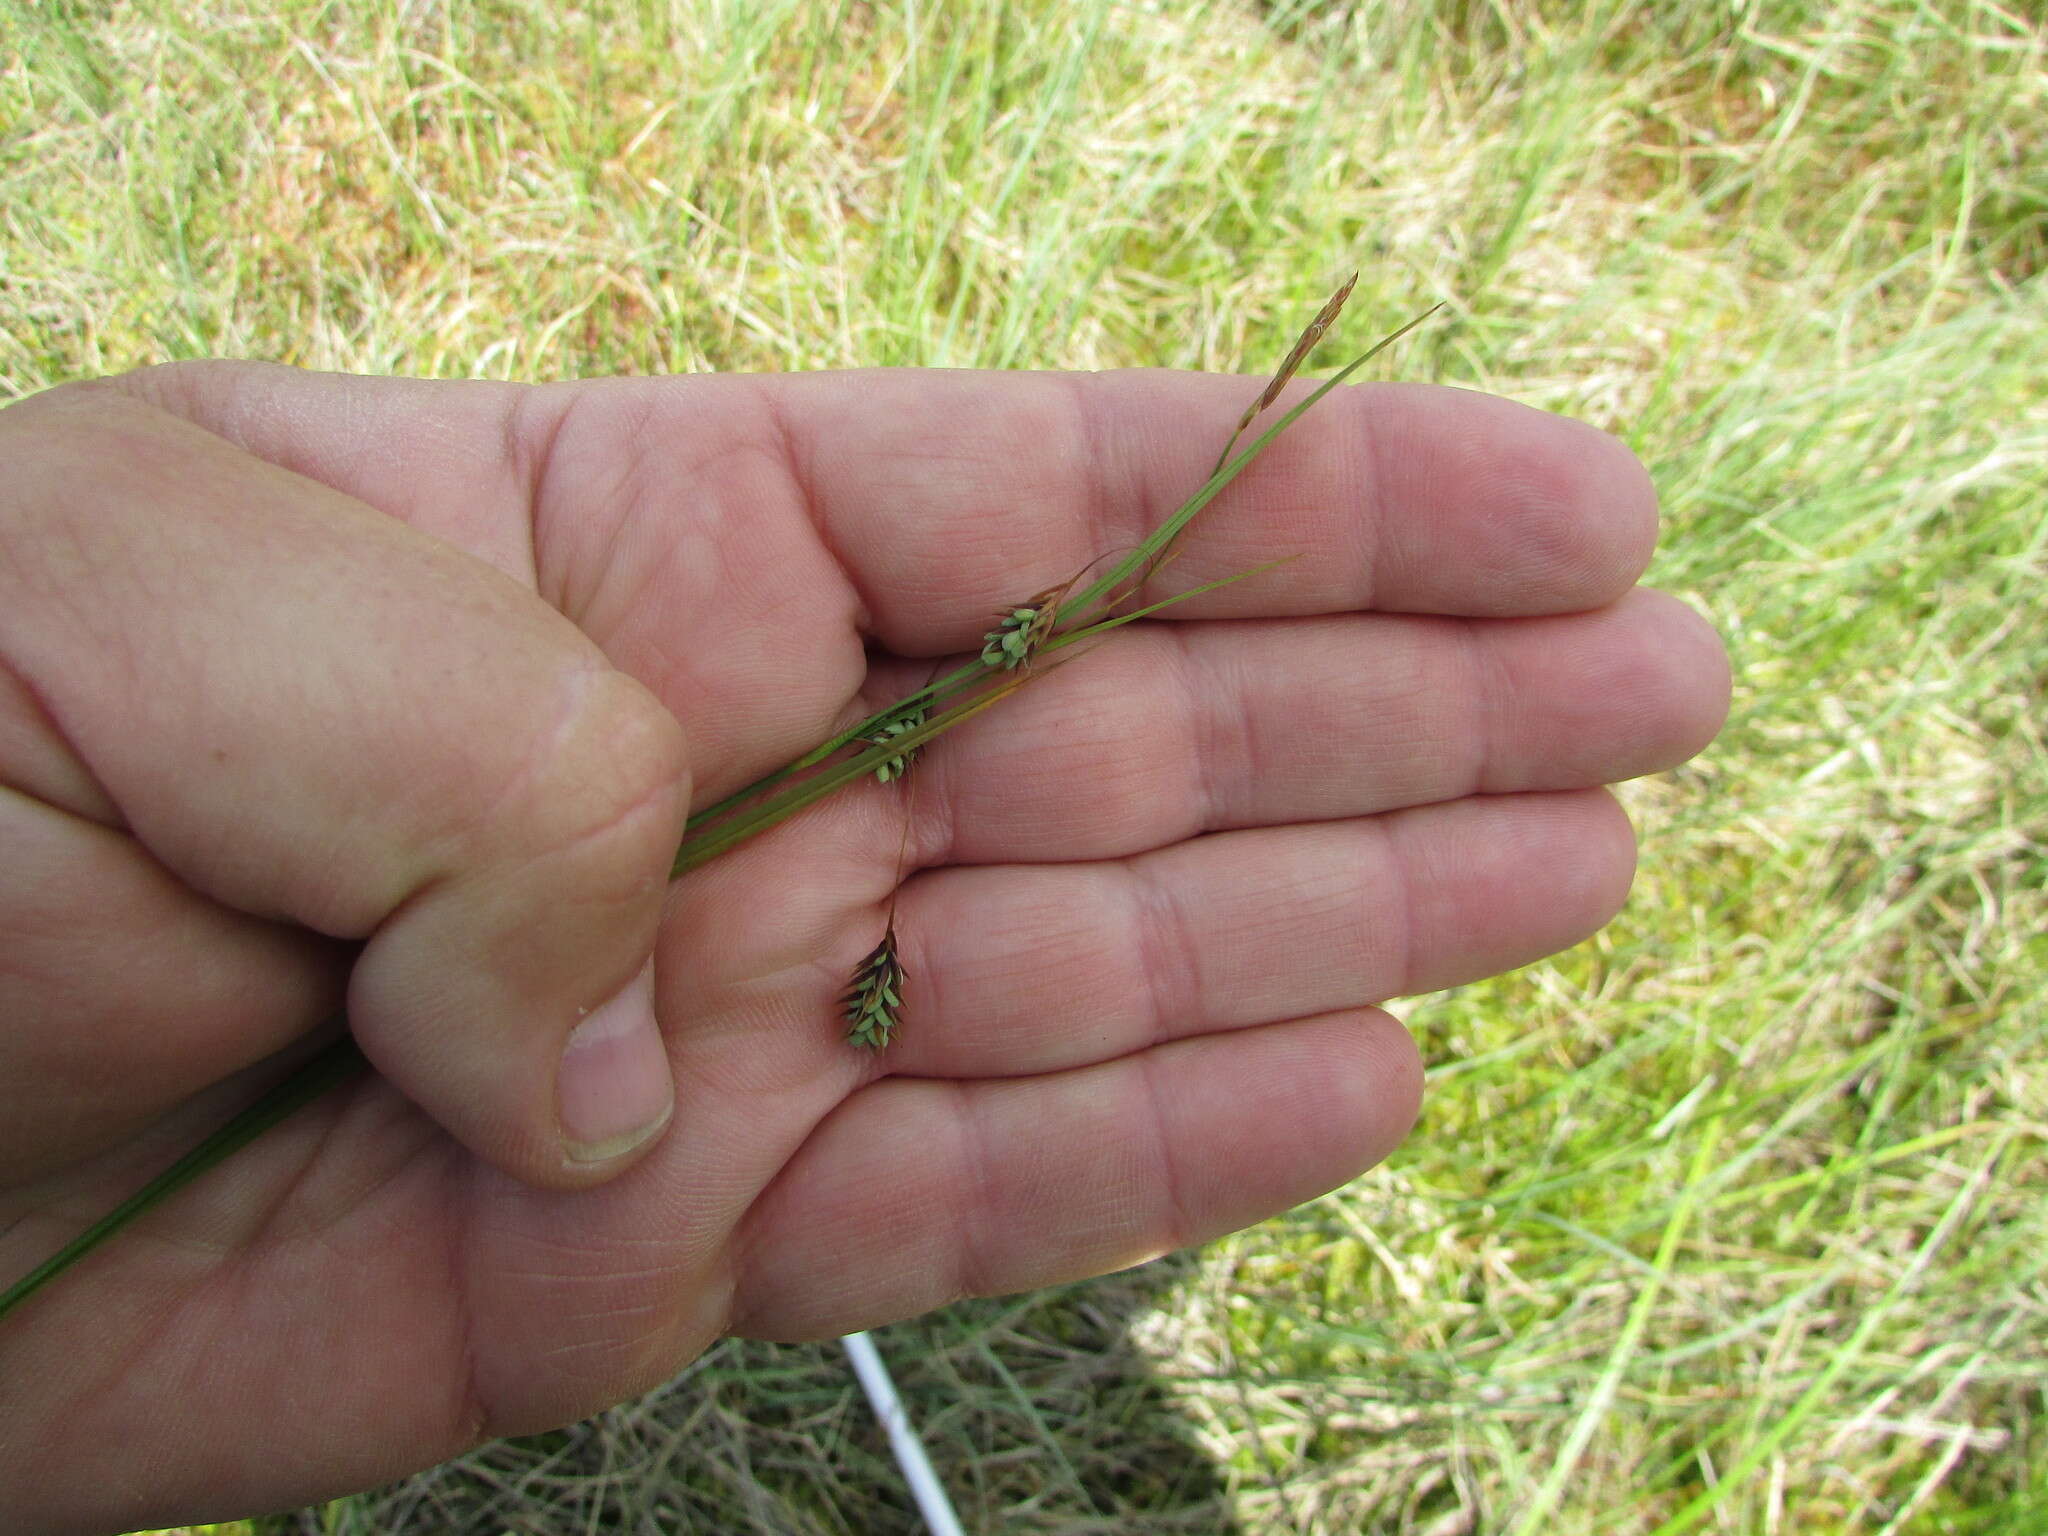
left=3, top=0, right=2044, bottom=1530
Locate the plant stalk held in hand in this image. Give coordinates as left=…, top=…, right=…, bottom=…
left=0, top=279, right=1439, bottom=1324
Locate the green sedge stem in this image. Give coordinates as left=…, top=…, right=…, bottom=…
left=1063, top=304, right=1442, bottom=627
left=686, top=304, right=1440, bottom=835
left=683, top=656, right=996, bottom=831
left=0, top=1031, right=369, bottom=1323
left=0, top=567, right=1270, bottom=1325
left=1048, top=555, right=1298, bottom=640
left=684, top=451, right=1275, bottom=834
left=674, top=558, right=1283, bottom=872
left=674, top=675, right=1030, bottom=873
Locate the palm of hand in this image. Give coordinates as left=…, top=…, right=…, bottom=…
left=0, top=363, right=1726, bottom=1527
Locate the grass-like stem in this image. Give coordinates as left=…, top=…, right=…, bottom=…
left=0, top=1033, right=369, bottom=1323
left=686, top=303, right=1440, bottom=836
left=674, top=556, right=1285, bottom=873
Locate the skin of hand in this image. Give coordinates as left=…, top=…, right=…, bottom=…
left=0, top=361, right=1728, bottom=1533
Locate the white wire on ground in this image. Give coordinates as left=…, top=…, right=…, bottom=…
left=840, top=1330, right=966, bottom=1536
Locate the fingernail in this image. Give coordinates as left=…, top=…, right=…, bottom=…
left=558, top=960, right=672, bottom=1164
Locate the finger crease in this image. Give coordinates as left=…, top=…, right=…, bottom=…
left=1133, top=1049, right=1192, bottom=1256
left=757, top=381, right=880, bottom=641
left=1458, top=615, right=1512, bottom=798
left=1373, top=815, right=1421, bottom=1002
left=1122, top=854, right=1202, bottom=1050
left=1167, top=624, right=1229, bottom=831
left=947, top=1078, right=1000, bottom=1303
left=506, top=384, right=574, bottom=596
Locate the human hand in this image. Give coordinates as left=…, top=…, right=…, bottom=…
left=0, top=361, right=1727, bottom=1532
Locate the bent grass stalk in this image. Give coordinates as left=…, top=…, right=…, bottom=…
left=679, top=291, right=1435, bottom=838
left=0, top=285, right=1434, bottom=1325
left=845, top=752, right=921, bottom=1051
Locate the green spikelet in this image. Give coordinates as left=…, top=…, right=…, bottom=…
left=979, top=588, right=1061, bottom=670
left=842, top=924, right=906, bottom=1051
left=859, top=705, right=929, bottom=782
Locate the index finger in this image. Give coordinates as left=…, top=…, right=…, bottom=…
left=763, top=367, right=1659, bottom=650
left=107, top=361, right=1657, bottom=659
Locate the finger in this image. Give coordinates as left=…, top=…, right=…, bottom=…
left=0, top=789, right=341, bottom=1182
left=100, top=363, right=1661, bottom=809
left=882, top=789, right=1634, bottom=1079
left=764, top=367, right=1660, bottom=644
left=872, top=587, right=1726, bottom=865
left=113, top=365, right=1655, bottom=637
left=0, top=388, right=690, bottom=1188
left=730, top=1008, right=1424, bottom=1340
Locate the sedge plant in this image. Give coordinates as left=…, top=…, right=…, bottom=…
left=0, top=281, right=1438, bottom=1325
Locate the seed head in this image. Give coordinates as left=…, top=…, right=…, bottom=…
left=980, top=586, right=1065, bottom=670
left=843, top=924, right=906, bottom=1051
left=860, top=705, right=929, bottom=781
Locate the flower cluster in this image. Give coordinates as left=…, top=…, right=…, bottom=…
left=842, top=927, right=907, bottom=1051
left=860, top=706, right=929, bottom=782
left=980, top=600, right=1056, bottom=670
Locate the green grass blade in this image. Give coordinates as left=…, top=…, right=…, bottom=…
left=1508, top=1116, right=1726, bottom=1536
left=685, top=305, right=1439, bottom=836
left=673, top=672, right=1034, bottom=874
left=1639, top=1146, right=1997, bottom=1536
left=0, top=1031, right=369, bottom=1324
left=1061, top=303, right=1444, bottom=628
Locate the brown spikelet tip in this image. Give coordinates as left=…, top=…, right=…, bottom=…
left=1232, top=271, right=1360, bottom=435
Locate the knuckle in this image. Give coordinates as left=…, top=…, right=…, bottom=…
left=507, top=663, right=691, bottom=896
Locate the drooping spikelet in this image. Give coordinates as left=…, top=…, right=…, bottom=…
left=842, top=924, right=906, bottom=1051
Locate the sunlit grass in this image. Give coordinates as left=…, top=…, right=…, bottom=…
left=4, top=0, right=2043, bottom=1530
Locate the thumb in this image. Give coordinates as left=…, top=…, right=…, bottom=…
left=0, top=386, right=689, bottom=1189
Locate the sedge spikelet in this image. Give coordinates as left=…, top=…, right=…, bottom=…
left=842, top=924, right=906, bottom=1051
left=979, top=582, right=1069, bottom=670
left=859, top=705, right=929, bottom=782
left=1236, top=272, right=1358, bottom=434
